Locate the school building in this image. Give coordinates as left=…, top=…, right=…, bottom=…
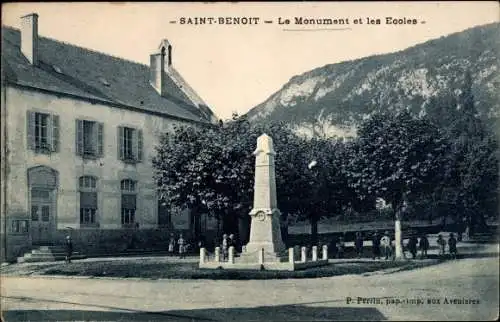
left=1, top=13, right=220, bottom=262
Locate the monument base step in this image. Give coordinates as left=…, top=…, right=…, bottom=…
left=238, top=250, right=287, bottom=264
left=199, top=259, right=329, bottom=271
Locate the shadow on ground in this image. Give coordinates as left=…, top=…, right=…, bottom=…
left=3, top=305, right=386, bottom=321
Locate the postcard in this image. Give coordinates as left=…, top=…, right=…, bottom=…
left=1, top=2, right=499, bottom=321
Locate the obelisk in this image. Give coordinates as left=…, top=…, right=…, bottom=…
left=241, top=134, right=285, bottom=262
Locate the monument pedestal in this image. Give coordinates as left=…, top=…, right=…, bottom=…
left=240, top=208, right=286, bottom=263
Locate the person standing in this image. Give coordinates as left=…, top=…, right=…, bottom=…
left=178, top=233, right=186, bottom=259
left=437, top=234, right=446, bottom=258
left=355, top=232, right=364, bottom=258
left=228, top=234, right=237, bottom=254
left=336, top=236, right=345, bottom=259
left=419, top=234, right=429, bottom=259
left=329, top=236, right=338, bottom=259
left=65, top=235, right=73, bottom=264
left=371, top=232, right=381, bottom=260
left=168, top=233, right=176, bottom=256
left=408, top=235, right=418, bottom=259
left=448, top=233, right=458, bottom=259
left=380, top=231, right=391, bottom=260
left=221, top=234, right=229, bottom=261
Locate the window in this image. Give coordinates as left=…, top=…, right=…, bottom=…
left=11, top=220, right=29, bottom=234
left=76, top=120, right=104, bottom=158
left=121, top=179, right=137, bottom=226
left=31, top=205, right=39, bottom=221
left=118, top=126, right=143, bottom=163
left=79, top=176, right=98, bottom=226
left=27, top=111, right=59, bottom=153
left=41, top=205, right=50, bottom=222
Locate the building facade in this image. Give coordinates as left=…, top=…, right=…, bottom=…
left=1, top=13, right=219, bottom=262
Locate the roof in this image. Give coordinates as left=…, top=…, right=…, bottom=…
left=1, top=26, right=215, bottom=124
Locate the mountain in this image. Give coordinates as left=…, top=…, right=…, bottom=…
left=246, top=23, right=500, bottom=138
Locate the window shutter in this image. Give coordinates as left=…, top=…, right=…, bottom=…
left=136, top=129, right=143, bottom=162
left=118, top=126, right=125, bottom=160
left=26, top=111, right=36, bottom=150
left=76, top=120, right=84, bottom=156
left=51, top=114, right=60, bottom=152
left=97, top=122, right=104, bottom=157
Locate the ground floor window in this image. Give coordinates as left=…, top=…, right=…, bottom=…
left=79, top=176, right=98, bottom=226
left=121, top=179, right=137, bottom=226
left=11, top=220, right=29, bottom=233
left=121, top=208, right=135, bottom=225
left=80, top=208, right=97, bottom=225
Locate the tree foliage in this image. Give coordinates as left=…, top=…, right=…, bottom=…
left=346, top=110, right=449, bottom=217
left=426, top=71, right=499, bottom=231
left=153, top=114, right=350, bottom=242
left=153, top=71, right=498, bottom=244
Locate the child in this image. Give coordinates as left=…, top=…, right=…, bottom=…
left=437, top=234, right=446, bottom=258
left=448, top=233, right=458, bottom=259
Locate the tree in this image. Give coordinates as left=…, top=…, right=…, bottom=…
left=441, top=71, right=499, bottom=234
left=302, top=137, right=352, bottom=244
left=153, top=114, right=347, bottom=246
left=347, top=111, right=449, bottom=258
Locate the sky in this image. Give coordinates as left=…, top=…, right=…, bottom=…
left=2, top=2, right=499, bottom=120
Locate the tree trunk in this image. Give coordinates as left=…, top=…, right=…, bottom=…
left=394, top=216, right=403, bottom=260
left=238, top=214, right=251, bottom=246
left=394, top=200, right=404, bottom=260
left=310, top=215, right=319, bottom=246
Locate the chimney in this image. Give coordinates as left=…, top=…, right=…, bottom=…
left=149, top=39, right=172, bottom=95
left=20, top=13, right=39, bottom=65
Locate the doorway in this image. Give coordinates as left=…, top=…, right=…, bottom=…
left=28, top=166, right=58, bottom=246
left=30, top=189, right=53, bottom=244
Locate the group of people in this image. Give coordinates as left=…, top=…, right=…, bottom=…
left=221, top=233, right=238, bottom=261
left=62, top=229, right=460, bottom=263
left=331, top=230, right=458, bottom=260
left=368, top=231, right=400, bottom=260
left=372, top=231, right=432, bottom=260
left=437, top=233, right=458, bottom=259
left=168, top=233, right=189, bottom=259
left=167, top=232, right=240, bottom=260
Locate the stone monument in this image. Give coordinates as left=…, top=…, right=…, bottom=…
left=240, top=133, right=286, bottom=262
left=199, top=133, right=329, bottom=270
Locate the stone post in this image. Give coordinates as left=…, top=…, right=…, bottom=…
left=229, top=246, right=235, bottom=264
left=322, top=245, right=328, bottom=260
left=288, top=248, right=294, bottom=264
left=312, top=246, right=318, bottom=261
left=215, top=247, right=220, bottom=262
left=301, top=246, right=307, bottom=262
left=294, top=245, right=300, bottom=261
left=258, top=248, right=264, bottom=265
left=200, top=247, right=206, bottom=264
